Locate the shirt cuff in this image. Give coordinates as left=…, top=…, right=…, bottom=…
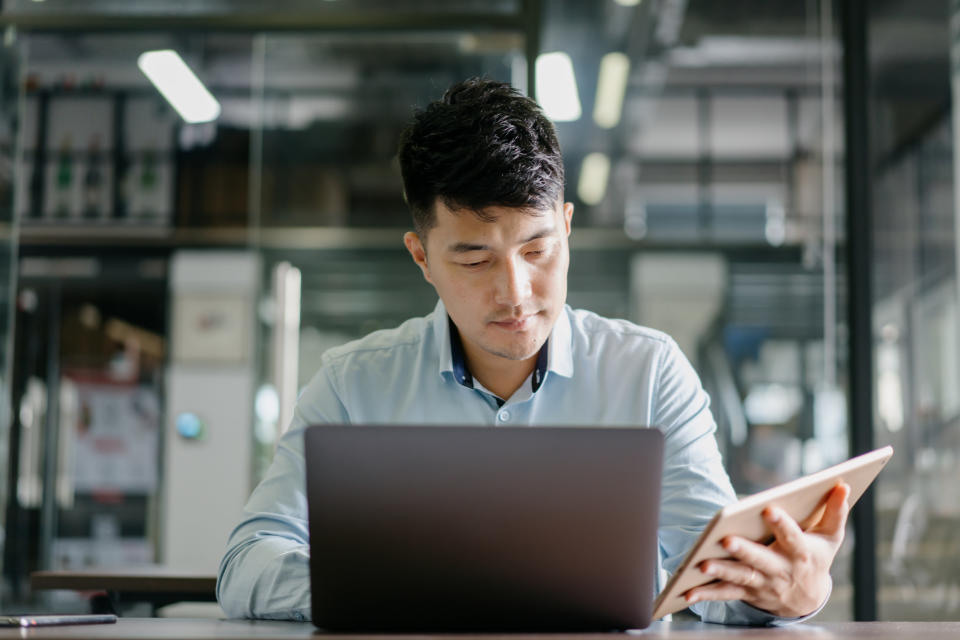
left=727, top=576, right=833, bottom=626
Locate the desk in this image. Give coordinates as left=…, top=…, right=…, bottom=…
left=1, top=620, right=959, bottom=639
left=29, top=568, right=217, bottom=613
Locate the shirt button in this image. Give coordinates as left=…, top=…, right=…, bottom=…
left=498, top=410, right=511, bottom=422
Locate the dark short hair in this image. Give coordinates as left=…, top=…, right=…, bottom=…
left=397, top=77, right=565, bottom=236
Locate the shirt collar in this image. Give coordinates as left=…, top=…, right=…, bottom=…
left=434, top=299, right=455, bottom=379
left=448, top=316, right=474, bottom=389
left=434, top=300, right=575, bottom=387
left=548, top=305, right=575, bottom=379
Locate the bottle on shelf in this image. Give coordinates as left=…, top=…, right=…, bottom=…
left=82, top=135, right=104, bottom=220
left=138, top=148, right=158, bottom=220
left=53, top=135, right=73, bottom=219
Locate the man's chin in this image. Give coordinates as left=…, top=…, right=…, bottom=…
left=480, top=337, right=545, bottom=362
left=479, top=317, right=554, bottom=360
left=489, top=349, right=539, bottom=361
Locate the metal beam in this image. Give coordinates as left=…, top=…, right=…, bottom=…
left=524, top=0, right=541, bottom=99
left=840, top=0, right=878, bottom=622
left=0, top=12, right=528, bottom=33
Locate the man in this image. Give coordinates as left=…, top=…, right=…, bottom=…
left=217, top=78, right=849, bottom=624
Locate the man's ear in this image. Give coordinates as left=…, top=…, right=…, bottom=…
left=562, top=201, right=574, bottom=236
left=403, top=231, right=433, bottom=285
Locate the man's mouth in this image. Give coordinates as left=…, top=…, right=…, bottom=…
left=490, top=313, right=536, bottom=331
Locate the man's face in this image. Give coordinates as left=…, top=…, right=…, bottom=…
left=405, top=199, right=574, bottom=365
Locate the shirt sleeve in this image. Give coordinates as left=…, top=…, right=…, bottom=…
left=653, top=338, right=816, bottom=626
left=216, top=365, right=348, bottom=620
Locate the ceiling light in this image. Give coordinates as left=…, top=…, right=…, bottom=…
left=613, top=0, right=641, bottom=6
left=593, top=52, right=630, bottom=129
left=578, top=153, right=611, bottom=206
left=535, top=52, right=582, bottom=122
left=137, top=50, right=221, bottom=124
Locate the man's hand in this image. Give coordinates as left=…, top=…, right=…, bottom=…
left=685, top=481, right=851, bottom=618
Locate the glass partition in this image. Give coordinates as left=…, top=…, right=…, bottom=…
left=871, top=0, right=960, bottom=621
left=1, top=30, right=259, bottom=609
left=0, top=28, right=22, bottom=614
left=248, top=0, right=852, bottom=619
left=541, top=0, right=852, bottom=618
left=250, top=28, right=525, bottom=471
left=0, top=0, right=864, bottom=619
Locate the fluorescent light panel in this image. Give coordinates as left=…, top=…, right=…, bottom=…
left=614, top=0, right=641, bottom=6
left=535, top=52, right=582, bottom=122
left=578, top=152, right=611, bottom=206
left=593, top=52, right=631, bottom=129
left=138, top=50, right=221, bottom=124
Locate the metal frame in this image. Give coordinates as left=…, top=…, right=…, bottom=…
left=0, top=11, right=527, bottom=33
left=840, top=0, right=877, bottom=622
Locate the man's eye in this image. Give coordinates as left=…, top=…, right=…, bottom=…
left=461, top=260, right=487, bottom=268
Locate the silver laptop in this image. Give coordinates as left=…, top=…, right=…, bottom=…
left=304, top=425, right=663, bottom=632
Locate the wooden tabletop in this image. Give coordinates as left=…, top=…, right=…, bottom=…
left=30, top=568, right=217, bottom=595
left=2, top=619, right=960, bottom=640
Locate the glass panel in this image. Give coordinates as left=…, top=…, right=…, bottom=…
left=251, top=30, right=523, bottom=470
left=256, top=32, right=522, bottom=229
left=584, top=0, right=850, bottom=620
left=250, top=0, right=850, bottom=619
left=3, top=31, right=261, bottom=611
left=0, top=29, right=22, bottom=610
left=0, top=0, right=856, bottom=621
left=872, top=0, right=960, bottom=620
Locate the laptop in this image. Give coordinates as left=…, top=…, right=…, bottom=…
left=304, top=424, right=664, bottom=632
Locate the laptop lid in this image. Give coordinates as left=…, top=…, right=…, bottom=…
left=304, top=425, right=663, bottom=632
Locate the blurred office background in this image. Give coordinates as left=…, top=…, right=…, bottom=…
left=0, top=0, right=957, bottom=623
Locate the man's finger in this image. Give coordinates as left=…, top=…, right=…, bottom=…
left=720, top=536, right=788, bottom=577
left=815, top=482, right=851, bottom=536
left=685, top=581, right=749, bottom=605
left=700, top=558, right=766, bottom=589
left=764, top=504, right=806, bottom=556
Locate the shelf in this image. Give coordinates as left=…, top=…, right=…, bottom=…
left=7, top=223, right=812, bottom=253
left=18, top=223, right=174, bottom=245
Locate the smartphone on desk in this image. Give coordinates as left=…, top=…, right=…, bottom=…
left=0, top=614, right=117, bottom=627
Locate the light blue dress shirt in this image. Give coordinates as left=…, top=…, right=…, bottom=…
left=217, top=300, right=822, bottom=625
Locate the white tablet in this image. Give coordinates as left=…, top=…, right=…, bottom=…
left=652, top=445, right=894, bottom=620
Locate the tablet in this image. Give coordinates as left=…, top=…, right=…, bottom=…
left=652, top=445, right=894, bottom=620
left=0, top=614, right=117, bottom=627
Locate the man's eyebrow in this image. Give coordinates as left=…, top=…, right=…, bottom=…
left=448, top=242, right=489, bottom=253
left=521, top=227, right=555, bottom=243
left=446, top=227, right=556, bottom=253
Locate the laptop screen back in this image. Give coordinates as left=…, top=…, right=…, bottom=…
left=305, top=425, right=663, bottom=632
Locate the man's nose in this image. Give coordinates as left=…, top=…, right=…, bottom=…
left=494, top=257, right=532, bottom=307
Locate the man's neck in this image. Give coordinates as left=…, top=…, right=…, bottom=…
left=463, top=345, right=538, bottom=401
